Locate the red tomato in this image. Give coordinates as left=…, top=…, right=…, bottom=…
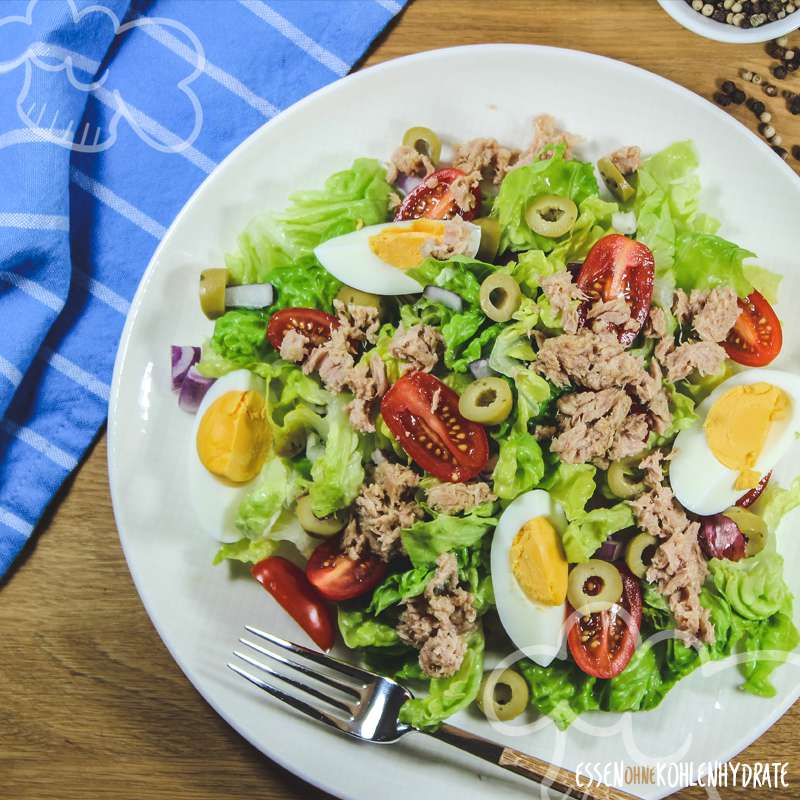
left=251, top=557, right=335, bottom=651
left=305, top=537, right=387, bottom=602
left=566, top=563, right=642, bottom=680
left=736, top=470, right=772, bottom=508
left=723, top=291, right=782, bottom=367
left=267, top=308, right=339, bottom=353
left=380, top=371, right=489, bottom=482
left=576, top=234, right=655, bottom=347
left=395, top=168, right=480, bottom=221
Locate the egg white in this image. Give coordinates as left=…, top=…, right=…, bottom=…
left=190, top=369, right=267, bottom=542
left=670, top=368, right=800, bottom=516
left=313, top=219, right=481, bottom=296
left=490, top=489, right=568, bottom=667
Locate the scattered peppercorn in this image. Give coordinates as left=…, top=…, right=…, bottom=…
left=752, top=99, right=767, bottom=115
left=791, top=144, right=800, bottom=160
left=760, top=122, right=777, bottom=138
left=772, top=145, right=788, bottom=159
left=790, top=95, right=800, bottom=114
left=760, top=110, right=773, bottom=122
left=714, top=91, right=733, bottom=106
left=764, top=83, right=778, bottom=96
left=773, top=64, right=788, bottom=79
left=684, top=0, right=797, bottom=25
left=721, top=79, right=736, bottom=94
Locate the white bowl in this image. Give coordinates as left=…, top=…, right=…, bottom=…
left=658, top=0, right=799, bottom=43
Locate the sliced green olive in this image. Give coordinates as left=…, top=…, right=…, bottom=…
left=476, top=668, right=530, bottom=722
left=479, top=273, right=521, bottom=322
left=199, top=268, right=228, bottom=320
left=274, top=426, right=306, bottom=458
left=295, top=495, right=348, bottom=536
left=524, top=194, right=578, bottom=238
left=607, top=458, right=646, bottom=500
left=723, top=506, right=768, bottom=557
left=402, top=126, right=441, bottom=166
left=597, top=157, right=636, bottom=203
left=626, top=533, right=658, bottom=579
left=474, top=217, right=501, bottom=262
left=336, top=285, right=385, bottom=317
left=458, top=377, right=513, bottom=424
left=567, top=560, right=623, bottom=614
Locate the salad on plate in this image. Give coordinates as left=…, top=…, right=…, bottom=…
left=173, top=115, right=800, bottom=732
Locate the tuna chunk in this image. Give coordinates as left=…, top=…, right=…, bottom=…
left=690, top=286, right=741, bottom=343
left=388, top=324, right=442, bottom=373
left=279, top=329, right=309, bottom=363
left=517, top=114, right=581, bottom=163
left=426, top=481, right=495, bottom=515
left=342, top=462, right=422, bottom=561
left=346, top=353, right=389, bottom=433
left=539, top=271, right=587, bottom=334
left=449, top=173, right=480, bottom=215
left=664, top=340, right=727, bottom=382
left=421, top=218, right=477, bottom=261
left=396, top=552, right=477, bottom=678
left=608, top=145, right=642, bottom=175
left=587, top=296, right=639, bottom=335
left=386, top=144, right=434, bottom=184
left=630, top=485, right=714, bottom=645
left=452, top=137, right=519, bottom=185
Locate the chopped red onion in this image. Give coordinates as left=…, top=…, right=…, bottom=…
left=178, top=366, right=215, bottom=413
left=594, top=538, right=625, bottom=562
left=468, top=359, right=492, bottom=380
left=423, top=285, right=463, bottom=312
left=171, top=345, right=201, bottom=392
left=225, top=283, right=274, bottom=309
left=396, top=174, right=422, bottom=196
left=698, top=513, right=746, bottom=561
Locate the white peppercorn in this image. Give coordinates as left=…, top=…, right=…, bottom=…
left=692, top=0, right=703, bottom=9
left=771, top=134, right=783, bottom=146
left=702, top=3, right=715, bottom=16
left=741, top=68, right=754, bottom=81
left=760, top=111, right=773, bottom=123
left=752, top=72, right=763, bottom=84
left=732, top=1, right=743, bottom=12
left=776, top=36, right=790, bottom=47
left=759, top=123, right=776, bottom=139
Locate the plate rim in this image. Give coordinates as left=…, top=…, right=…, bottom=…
left=107, top=43, right=800, bottom=800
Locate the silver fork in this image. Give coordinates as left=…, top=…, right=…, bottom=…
left=228, top=626, right=638, bottom=800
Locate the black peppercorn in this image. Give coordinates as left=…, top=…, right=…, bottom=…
left=788, top=62, right=799, bottom=72
left=773, top=64, right=788, bottom=79
left=714, top=91, right=733, bottom=106
left=765, top=83, right=778, bottom=96
left=771, top=145, right=788, bottom=159
left=790, top=96, right=800, bottom=114
left=746, top=97, right=757, bottom=110
left=731, top=88, right=746, bottom=103
left=791, top=144, right=800, bottom=161
left=721, top=79, right=736, bottom=94
left=752, top=99, right=766, bottom=115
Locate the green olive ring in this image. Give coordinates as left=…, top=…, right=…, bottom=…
left=458, top=377, right=513, bottom=425
left=474, top=217, right=501, bottom=262
left=567, top=559, right=624, bottom=614
left=295, top=495, right=348, bottom=536
left=199, top=268, right=229, bottom=320
left=607, top=458, right=646, bottom=500
left=597, top=157, right=636, bottom=203
left=524, top=194, right=578, bottom=238
left=401, top=126, right=442, bottom=166
left=625, top=532, right=658, bottom=579
left=476, top=668, right=530, bottom=722
left=723, top=506, right=768, bottom=557
left=479, top=273, right=522, bottom=322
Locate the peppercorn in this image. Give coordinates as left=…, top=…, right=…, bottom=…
left=785, top=50, right=796, bottom=60
left=764, top=83, right=778, bottom=97
left=692, top=0, right=704, bottom=8
left=776, top=36, right=790, bottom=47
left=732, top=88, right=746, bottom=103
left=714, top=91, right=733, bottom=106
left=767, top=43, right=785, bottom=59
left=752, top=72, right=763, bottom=85
left=760, top=110, right=773, bottom=122
left=791, top=144, right=800, bottom=161
left=790, top=96, right=800, bottom=114
left=721, top=79, right=736, bottom=94
left=760, top=122, right=777, bottom=138
left=752, top=99, right=766, bottom=115
left=771, top=145, right=788, bottom=159
left=773, top=64, right=788, bottom=79
left=771, top=133, right=783, bottom=146
left=741, top=69, right=755, bottom=82
left=788, top=62, right=799, bottom=72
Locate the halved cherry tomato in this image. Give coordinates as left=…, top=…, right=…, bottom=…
left=575, top=234, right=655, bottom=347
left=736, top=470, right=772, bottom=508
left=305, top=537, right=387, bottom=602
left=380, top=371, right=489, bottom=482
left=267, top=308, right=339, bottom=353
left=251, top=557, right=335, bottom=651
left=723, top=291, right=782, bottom=367
left=566, top=563, right=642, bottom=680
left=395, top=168, right=480, bottom=221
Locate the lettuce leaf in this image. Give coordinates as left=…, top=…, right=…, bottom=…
left=197, top=309, right=271, bottom=375
left=258, top=255, right=342, bottom=312
left=309, top=396, right=365, bottom=517
left=406, top=255, right=493, bottom=307
left=368, top=562, right=433, bottom=616
left=673, top=232, right=756, bottom=298
left=540, top=462, right=597, bottom=521
left=604, top=642, right=665, bottom=712
left=493, top=147, right=599, bottom=254
left=398, top=627, right=485, bottom=730
left=212, top=537, right=276, bottom=565
left=488, top=298, right=539, bottom=377
left=226, top=158, right=392, bottom=283
left=738, top=611, right=800, bottom=697
left=491, top=430, right=545, bottom=501
left=337, top=608, right=400, bottom=649
left=561, top=503, right=634, bottom=563
left=751, top=475, right=800, bottom=534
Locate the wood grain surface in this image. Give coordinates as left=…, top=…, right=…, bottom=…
left=3, top=2, right=800, bottom=799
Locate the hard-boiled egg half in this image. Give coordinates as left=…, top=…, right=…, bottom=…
left=190, top=369, right=270, bottom=542
left=314, top=218, right=481, bottom=295
left=490, top=489, right=568, bottom=667
left=670, top=369, right=800, bottom=516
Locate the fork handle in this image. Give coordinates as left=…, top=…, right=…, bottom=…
left=423, top=723, right=639, bottom=800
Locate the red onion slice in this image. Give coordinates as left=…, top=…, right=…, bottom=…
left=178, top=366, right=215, bottom=413
left=423, top=285, right=463, bottom=312
left=468, top=358, right=492, bottom=380
left=171, top=345, right=201, bottom=392
left=698, top=513, right=746, bottom=561
left=594, top=538, right=625, bottom=562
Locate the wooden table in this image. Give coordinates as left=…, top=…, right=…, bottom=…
left=3, top=2, right=799, bottom=799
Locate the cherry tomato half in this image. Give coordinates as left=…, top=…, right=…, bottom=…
left=395, top=168, right=481, bottom=222
left=566, top=563, right=642, bottom=680
left=723, top=291, right=782, bottom=367
left=251, top=557, right=335, bottom=651
left=736, top=470, right=772, bottom=508
left=305, top=537, right=387, bottom=602
left=380, top=371, right=489, bottom=483
left=267, top=308, right=339, bottom=353
left=576, top=234, right=655, bottom=347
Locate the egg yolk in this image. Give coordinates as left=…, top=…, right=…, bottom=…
left=510, top=516, right=568, bottom=606
left=197, top=390, right=270, bottom=483
left=704, top=382, right=789, bottom=490
left=368, top=219, right=446, bottom=269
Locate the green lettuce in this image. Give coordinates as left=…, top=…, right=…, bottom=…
left=406, top=255, right=493, bottom=307
left=752, top=475, right=800, bottom=534
left=550, top=195, right=618, bottom=264
left=308, top=396, right=365, bottom=517
left=488, top=298, right=539, bottom=378
left=398, top=627, right=484, bottom=730
left=492, top=430, right=545, bottom=501
left=604, top=643, right=665, bottom=712
left=212, top=537, right=276, bottom=565
left=258, top=255, right=342, bottom=312
left=738, top=611, right=800, bottom=697
left=492, top=147, right=599, bottom=254
left=368, top=562, right=433, bottom=616
left=226, top=158, right=392, bottom=283
left=511, top=249, right=562, bottom=296
left=561, top=503, right=634, bottom=563
left=673, top=232, right=756, bottom=298
left=518, top=659, right=599, bottom=731
left=197, top=309, right=271, bottom=376
left=337, top=608, right=400, bottom=649
left=540, top=463, right=597, bottom=521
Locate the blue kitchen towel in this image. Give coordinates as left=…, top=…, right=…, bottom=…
left=0, top=0, right=407, bottom=577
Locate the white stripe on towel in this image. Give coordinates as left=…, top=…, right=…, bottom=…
left=2, top=419, right=78, bottom=471
left=0, top=505, right=33, bottom=535
left=43, top=349, right=111, bottom=402
left=0, top=271, right=63, bottom=312
left=72, top=269, right=131, bottom=316
left=0, top=213, right=70, bottom=231
left=0, top=355, right=23, bottom=387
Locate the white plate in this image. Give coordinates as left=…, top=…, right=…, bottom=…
left=108, top=45, right=800, bottom=800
